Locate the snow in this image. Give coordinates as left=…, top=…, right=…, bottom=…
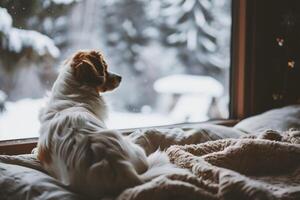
left=154, top=74, right=223, bottom=97
left=0, top=0, right=231, bottom=140
left=42, top=0, right=80, bottom=7
left=7, top=28, right=60, bottom=57
left=0, top=91, right=7, bottom=103
left=153, top=75, right=224, bottom=122
left=194, top=7, right=206, bottom=27
left=187, top=29, right=197, bottom=50
left=167, top=33, right=186, bottom=44
left=200, top=37, right=217, bottom=52
left=199, top=0, right=212, bottom=10
left=0, top=7, right=60, bottom=57
left=122, top=20, right=137, bottom=37
left=170, top=95, right=211, bottom=122
left=0, top=99, right=45, bottom=140
left=0, top=8, right=12, bottom=35
left=0, top=99, right=173, bottom=140
left=106, top=112, right=174, bottom=129
left=182, top=0, right=196, bottom=12
left=0, top=97, right=210, bottom=140
left=51, top=0, right=80, bottom=4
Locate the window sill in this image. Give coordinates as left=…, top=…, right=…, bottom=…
left=0, top=119, right=238, bottom=155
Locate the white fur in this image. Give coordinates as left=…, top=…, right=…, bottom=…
left=37, top=54, right=183, bottom=198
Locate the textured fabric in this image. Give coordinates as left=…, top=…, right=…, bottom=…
left=129, top=125, right=245, bottom=155
left=235, top=105, right=300, bottom=134
left=121, top=131, right=300, bottom=200
left=1, top=127, right=299, bottom=199
left=0, top=126, right=244, bottom=200
left=0, top=162, right=83, bottom=200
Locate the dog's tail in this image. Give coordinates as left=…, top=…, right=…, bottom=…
left=139, top=150, right=187, bottom=182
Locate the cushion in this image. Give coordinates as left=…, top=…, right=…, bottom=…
left=0, top=155, right=83, bottom=200
left=234, top=105, right=300, bottom=134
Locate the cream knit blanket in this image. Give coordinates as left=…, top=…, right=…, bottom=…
left=118, top=130, right=300, bottom=200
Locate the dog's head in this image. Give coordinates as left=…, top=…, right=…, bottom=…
left=70, top=50, right=122, bottom=92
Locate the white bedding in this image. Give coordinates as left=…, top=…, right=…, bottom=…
left=235, top=105, right=300, bottom=134
left=1, top=105, right=300, bottom=200
left=0, top=125, right=244, bottom=200
left=0, top=155, right=83, bottom=200
left=1, top=128, right=300, bottom=200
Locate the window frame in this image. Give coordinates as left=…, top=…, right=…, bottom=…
left=0, top=120, right=238, bottom=155
left=230, top=0, right=249, bottom=119
left=0, top=0, right=247, bottom=155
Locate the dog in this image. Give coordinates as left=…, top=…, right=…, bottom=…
left=37, top=50, right=182, bottom=198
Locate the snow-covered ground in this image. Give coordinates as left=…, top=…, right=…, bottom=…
left=0, top=96, right=214, bottom=140
left=0, top=75, right=227, bottom=140
left=0, top=98, right=177, bottom=140
left=0, top=99, right=45, bottom=140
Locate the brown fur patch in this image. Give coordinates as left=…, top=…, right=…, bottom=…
left=71, top=51, right=107, bottom=86
left=37, top=146, right=52, bottom=164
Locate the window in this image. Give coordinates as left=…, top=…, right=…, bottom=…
left=0, top=0, right=232, bottom=141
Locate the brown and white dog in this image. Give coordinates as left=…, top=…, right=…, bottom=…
left=37, top=50, right=180, bottom=198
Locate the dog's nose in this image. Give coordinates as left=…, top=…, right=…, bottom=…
left=116, top=75, right=122, bottom=82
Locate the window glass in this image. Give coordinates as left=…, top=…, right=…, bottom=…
left=0, top=0, right=231, bottom=140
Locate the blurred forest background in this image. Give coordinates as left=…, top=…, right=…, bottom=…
left=0, top=0, right=231, bottom=127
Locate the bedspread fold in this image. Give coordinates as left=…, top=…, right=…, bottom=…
left=1, top=127, right=300, bottom=200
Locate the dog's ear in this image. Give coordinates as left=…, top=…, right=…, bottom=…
left=71, top=55, right=105, bottom=86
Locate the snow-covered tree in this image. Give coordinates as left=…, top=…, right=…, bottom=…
left=0, top=0, right=78, bottom=100
left=148, top=0, right=231, bottom=77
left=100, top=0, right=155, bottom=111
left=97, top=0, right=231, bottom=112
left=101, top=0, right=149, bottom=75
left=0, top=0, right=80, bottom=62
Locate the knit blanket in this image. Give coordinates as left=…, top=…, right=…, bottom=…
left=118, top=130, right=300, bottom=200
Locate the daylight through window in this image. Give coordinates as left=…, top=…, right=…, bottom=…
left=0, top=0, right=232, bottom=140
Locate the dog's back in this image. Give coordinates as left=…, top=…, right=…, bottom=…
left=37, top=50, right=185, bottom=198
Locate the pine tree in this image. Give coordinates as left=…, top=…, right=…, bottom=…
left=101, top=0, right=149, bottom=75
left=0, top=0, right=78, bottom=100
left=100, top=0, right=153, bottom=111
left=149, top=0, right=231, bottom=77
left=0, top=0, right=78, bottom=64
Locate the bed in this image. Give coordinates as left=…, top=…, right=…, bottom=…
left=1, top=105, right=300, bottom=200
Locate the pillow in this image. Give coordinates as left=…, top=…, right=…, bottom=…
left=0, top=155, right=83, bottom=200
left=234, top=105, right=300, bottom=134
